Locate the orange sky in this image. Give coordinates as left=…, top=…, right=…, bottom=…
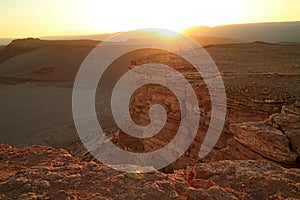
left=0, top=0, right=299, bottom=38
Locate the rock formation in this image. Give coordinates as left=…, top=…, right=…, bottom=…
left=0, top=40, right=299, bottom=199
left=115, top=51, right=300, bottom=170
left=1, top=144, right=299, bottom=199
left=228, top=104, right=300, bottom=166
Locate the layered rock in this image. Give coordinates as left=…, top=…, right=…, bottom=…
left=117, top=52, right=212, bottom=169
left=1, top=144, right=299, bottom=199
left=230, top=122, right=297, bottom=163
left=267, top=104, right=300, bottom=155
left=185, top=160, right=300, bottom=200
left=229, top=104, right=300, bottom=165
left=120, top=51, right=300, bottom=169
left=0, top=144, right=182, bottom=200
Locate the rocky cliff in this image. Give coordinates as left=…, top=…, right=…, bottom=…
left=115, top=49, right=300, bottom=170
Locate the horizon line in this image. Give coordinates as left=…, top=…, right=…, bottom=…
left=0, top=20, right=299, bottom=40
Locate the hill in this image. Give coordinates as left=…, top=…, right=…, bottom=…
left=183, top=21, right=300, bottom=42
left=0, top=39, right=100, bottom=81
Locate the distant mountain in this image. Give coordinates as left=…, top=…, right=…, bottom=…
left=0, top=34, right=244, bottom=65
left=0, top=38, right=100, bottom=81
left=0, top=38, right=100, bottom=64
left=183, top=21, right=300, bottom=43
left=41, top=33, right=117, bottom=41
left=188, top=35, right=243, bottom=46
left=0, top=33, right=116, bottom=46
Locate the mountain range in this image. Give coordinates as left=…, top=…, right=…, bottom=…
left=0, top=21, right=299, bottom=45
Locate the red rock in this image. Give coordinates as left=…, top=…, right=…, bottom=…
left=230, top=122, right=298, bottom=163
left=0, top=144, right=299, bottom=199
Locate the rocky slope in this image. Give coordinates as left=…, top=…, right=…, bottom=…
left=0, top=144, right=299, bottom=199
left=119, top=46, right=300, bottom=170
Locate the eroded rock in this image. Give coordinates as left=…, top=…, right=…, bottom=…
left=185, top=160, right=300, bottom=200
left=267, top=104, right=300, bottom=155
left=1, top=144, right=300, bottom=199
left=230, top=122, right=297, bottom=163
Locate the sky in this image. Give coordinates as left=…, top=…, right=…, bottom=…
left=0, top=0, right=299, bottom=38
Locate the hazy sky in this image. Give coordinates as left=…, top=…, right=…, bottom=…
left=0, top=0, right=299, bottom=38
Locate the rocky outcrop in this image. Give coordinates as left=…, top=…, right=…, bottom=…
left=230, top=122, right=297, bottom=163
left=116, top=52, right=212, bottom=169
left=0, top=144, right=299, bottom=199
left=267, top=104, right=300, bottom=155
left=185, top=160, right=300, bottom=200
left=229, top=104, right=300, bottom=165
left=0, top=144, right=182, bottom=200
left=123, top=51, right=300, bottom=169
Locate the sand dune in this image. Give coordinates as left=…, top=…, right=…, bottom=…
left=0, top=46, right=94, bottom=82
left=0, top=83, right=73, bottom=146
left=0, top=39, right=99, bottom=64
left=0, top=46, right=87, bottom=75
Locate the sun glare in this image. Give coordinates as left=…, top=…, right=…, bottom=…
left=150, top=29, right=180, bottom=38
left=0, top=0, right=299, bottom=38
left=61, top=0, right=247, bottom=35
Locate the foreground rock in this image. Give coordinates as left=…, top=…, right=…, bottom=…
left=0, top=144, right=300, bottom=199
left=230, top=122, right=297, bottom=163
left=0, top=144, right=181, bottom=200
left=229, top=104, right=300, bottom=166
left=185, top=160, right=300, bottom=200
left=267, top=104, right=300, bottom=155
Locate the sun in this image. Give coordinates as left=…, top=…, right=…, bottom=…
left=149, top=29, right=180, bottom=38
left=52, top=0, right=248, bottom=37
left=2, top=0, right=300, bottom=38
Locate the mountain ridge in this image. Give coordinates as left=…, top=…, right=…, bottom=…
left=183, top=21, right=300, bottom=42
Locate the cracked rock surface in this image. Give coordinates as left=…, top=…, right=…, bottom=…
left=0, top=144, right=299, bottom=200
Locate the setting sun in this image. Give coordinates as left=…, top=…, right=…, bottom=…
left=0, top=0, right=300, bottom=198
left=0, top=0, right=299, bottom=38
